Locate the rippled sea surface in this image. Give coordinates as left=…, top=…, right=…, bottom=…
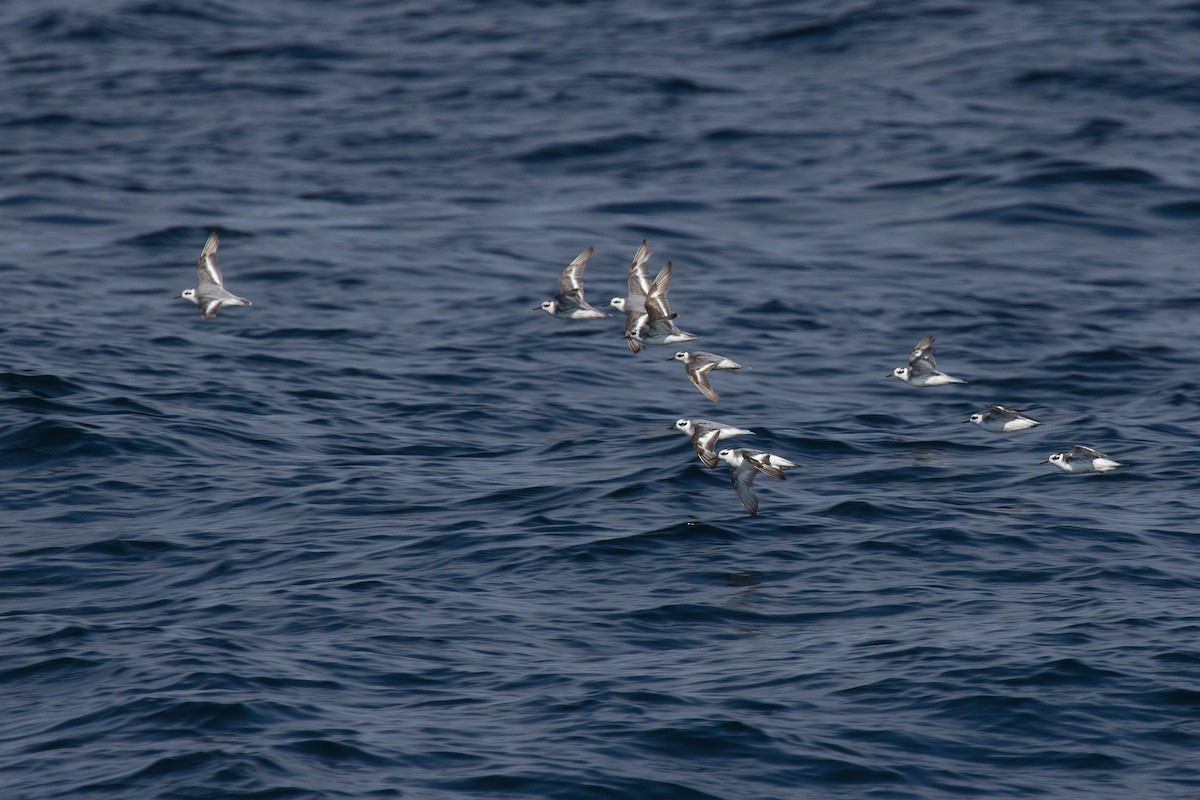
left=4, top=1, right=1200, bottom=798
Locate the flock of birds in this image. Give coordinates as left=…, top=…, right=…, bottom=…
left=172, top=232, right=1124, bottom=518
left=533, top=239, right=1125, bottom=516
left=535, top=239, right=801, bottom=516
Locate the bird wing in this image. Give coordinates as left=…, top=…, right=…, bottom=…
left=729, top=462, right=760, bottom=516
left=624, top=308, right=648, bottom=353
left=692, top=426, right=722, bottom=468
left=1071, top=445, right=1106, bottom=460
left=687, top=360, right=719, bottom=402
left=626, top=239, right=652, bottom=298
left=907, top=333, right=937, bottom=375
left=644, top=261, right=675, bottom=321
left=557, top=246, right=594, bottom=294
left=199, top=297, right=222, bottom=319
left=197, top=232, right=223, bottom=286
left=552, top=288, right=589, bottom=313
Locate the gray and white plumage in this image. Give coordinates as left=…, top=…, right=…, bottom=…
left=889, top=333, right=966, bottom=386
left=178, top=232, right=252, bottom=320
left=631, top=260, right=699, bottom=347
left=671, top=350, right=745, bottom=402
left=671, top=418, right=755, bottom=468
left=717, top=447, right=798, bottom=517
left=966, top=404, right=1041, bottom=432
left=1042, top=445, right=1122, bottom=473
left=539, top=246, right=610, bottom=319
left=607, top=240, right=654, bottom=352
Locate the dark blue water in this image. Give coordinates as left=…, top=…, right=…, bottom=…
left=3, top=1, right=1200, bottom=797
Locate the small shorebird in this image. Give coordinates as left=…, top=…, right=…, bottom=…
left=671, top=351, right=745, bottom=402
left=718, top=447, right=798, bottom=516
left=889, top=333, right=966, bottom=386
left=1042, top=445, right=1122, bottom=473
left=671, top=418, right=755, bottom=468
left=178, top=232, right=252, bottom=320
left=965, top=404, right=1041, bottom=432
left=538, top=246, right=609, bottom=319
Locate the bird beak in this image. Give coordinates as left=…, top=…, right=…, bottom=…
left=961, top=419, right=971, bottom=423
left=1039, top=458, right=1052, bottom=464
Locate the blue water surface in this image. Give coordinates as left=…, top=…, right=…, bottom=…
left=3, top=1, right=1200, bottom=798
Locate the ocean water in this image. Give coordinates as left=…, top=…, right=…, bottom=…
left=3, top=0, right=1200, bottom=798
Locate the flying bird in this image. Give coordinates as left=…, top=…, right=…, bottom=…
left=718, top=447, right=798, bottom=516
left=671, top=351, right=746, bottom=402
left=538, top=246, right=609, bottom=319
left=965, top=404, right=1040, bottom=432
left=607, top=240, right=654, bottom=352
left=178, top=232, right=252, bottom=320
left=889, top=333, right=966, bottom=386
left=1042, top=445, right=1122, bottom=473
left=671, top=418, right=755, bottom=468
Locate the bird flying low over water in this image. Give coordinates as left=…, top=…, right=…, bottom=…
left=966, top=404, right=1040, bottom=432
left=629, top=260, right=699, bottom=349
left=1042, top=445, right=1122, bottom=473
left=671, top=418, right=755, bottom=468
left=539, top=246, right=610, bottom=319
left=718, top=447, right=798, bottom=516
left=607, top=239, right=654, bottom=352
left=889, top=333, right=966, bottom=386
left=178, top=232, right=252, bottom=320
left=671, top=350, right=745, bottom=402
